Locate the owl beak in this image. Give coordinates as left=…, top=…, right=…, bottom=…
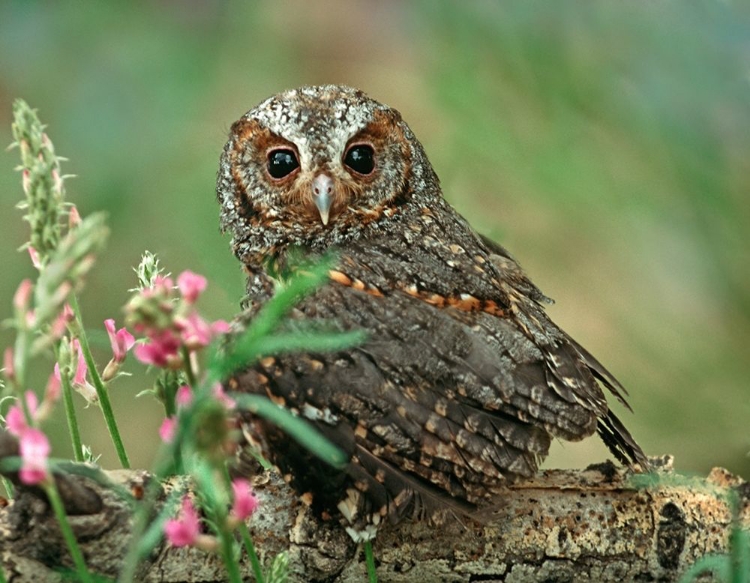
left=312, top=174, right=334, bottom=226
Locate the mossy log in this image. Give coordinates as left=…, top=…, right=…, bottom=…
left=0, top=449, right=747, bottom=582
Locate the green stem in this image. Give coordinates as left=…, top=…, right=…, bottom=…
left=181, top=345, right=197, bottom=387
left=729, top=493, right=749, bottom=583
left=118, top=479, right=162, bottom=583
left=44, top=480, right=94, bottom=583
left=364, top=541, right=378, bottom=583
left=69, top=293, right=130, bottom=468
left=216, top=521, right=243, bottom=583
left=205, top=465, right=242, bottom=583
left=0, top=563, right=6, bottom=583
left=55, top=344, right=84, bottom=462
left=160, top=377, right=183, bottom=475
left=120, top=380, right=223, bottom=581
left=11, top=323, right=35, bottom=427
left=239, top=523, right=265, bottom=583
left=119, top=414, right=192, bottom=582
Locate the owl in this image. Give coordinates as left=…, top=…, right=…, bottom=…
left=217, top=85, right=648, bottom=541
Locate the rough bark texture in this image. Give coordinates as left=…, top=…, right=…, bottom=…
left=0, top=456, right=747, bottom=582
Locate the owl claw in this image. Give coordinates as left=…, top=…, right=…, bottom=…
left=312, top=174, right=333, bottom=225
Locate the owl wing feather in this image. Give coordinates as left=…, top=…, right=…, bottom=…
left=478, top=232, right=647, bottom=468
left=230, top=233, right=646, bottom=529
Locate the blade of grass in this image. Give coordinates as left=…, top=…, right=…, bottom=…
left=231, top=394, right=347, bottom=469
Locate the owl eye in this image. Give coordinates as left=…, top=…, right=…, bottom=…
left=343, top=144, right=375, bottom=175
left=267, top=149, right=300, bottom=179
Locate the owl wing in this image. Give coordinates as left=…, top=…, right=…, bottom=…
left=229, top=242, right=646, bottom=529
left=478, top=233, right=648, bottom=468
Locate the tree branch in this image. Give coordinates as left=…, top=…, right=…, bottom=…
left=0, top=451, right=747, bottom=582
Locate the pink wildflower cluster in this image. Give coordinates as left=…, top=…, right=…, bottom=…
left=128, top=271, right=229, bottom=369
left=3, top=373, right=61, bottom=485
left=164, top=479, right=259, bottom=548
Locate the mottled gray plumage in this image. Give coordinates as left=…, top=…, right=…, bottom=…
left=218, top=85, right=648, bottom=540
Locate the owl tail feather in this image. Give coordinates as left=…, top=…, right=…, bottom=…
left=353, top=445, right=479, bottom=526
left=597, top=411, right=651, bottom=471
left=566, top=333, right=633, bottom=411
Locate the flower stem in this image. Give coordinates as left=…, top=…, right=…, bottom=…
left=216, top=522, right=243, bottom=583
left=364, top=541, right=378, bottom=583
left=202, top=466, right=242, bottom=583
left=181, top=345, right=197, bottom=387
left=55, top=344, right=84, bottom=462
left=44, top=480, right=94, bottom=583
left=239, top=522, right=265, bottom=583
left=69, top=293, right=130, bottom=468
left=11, top=322, right=35, bottom=427
left=119, top=418, right=190, bottom=582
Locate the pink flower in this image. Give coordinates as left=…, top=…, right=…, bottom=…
left=27, top=247, right=41, bottom=270
left=153, top=275, right=175, bottom=296
left=19, top=428, right=50, bottom=485
left=51, top=168, right=63, bottom=194
left=3, top=347, right=14, bottom=381
left=22, top=169, right=31, bottom=195
left=34, top=371, right=62, bottom=421
left=175, top=385, right=193, bottom=408
left=134, top=330, right=182, bottom=368
left=5, top=392, right=39, bottom=437
left=211, top=320, right=230, bottom=334
left=67, top=339, right=97, bottom=403
left=159, top=417, right=177, bottom=443
left=44, top=371, right=61, bottom=404
left=212, top=383, right=235, bottom=410
left=13, top=279, right=33, bottom=312
left=230, top=479, right=259, bottom=521
left=49, top=304, right=74, bottom=340
left=104, top=319, right=135, bottom=364
left=175, top=312, right=213, bottom=350
left=165, top=496, right=200, bottom=547
left=72, top=339, right=88, bottom=386
left=177, top=271, right=207, bottom=304
left=68, top=205, right=81, bottom=229
left=50, top=282, right=72, bottom=314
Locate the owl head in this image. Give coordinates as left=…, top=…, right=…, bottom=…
left=217, top=85, right=438, bottom=264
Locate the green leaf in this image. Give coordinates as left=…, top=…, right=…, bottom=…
left=266, top=551, right=289, bottom=583
left=217, top=329, right=365, bottom=379
left=242, top=256, right=335, bottom=340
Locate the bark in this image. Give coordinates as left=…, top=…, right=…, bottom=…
left=0, top=452, right=747, bottom=583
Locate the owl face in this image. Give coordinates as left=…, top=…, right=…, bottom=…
left=219, top=85, right=440, bottom=263
left=226, top=86, right=414, bottom=233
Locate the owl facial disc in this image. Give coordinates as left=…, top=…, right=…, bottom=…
left=312, top=173, right=334, bottom=225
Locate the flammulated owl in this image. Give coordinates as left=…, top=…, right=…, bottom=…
left=217, top=85, right=648, bottom=540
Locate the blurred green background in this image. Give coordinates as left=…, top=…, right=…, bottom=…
left=0, top=1, right=748, bottom=478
